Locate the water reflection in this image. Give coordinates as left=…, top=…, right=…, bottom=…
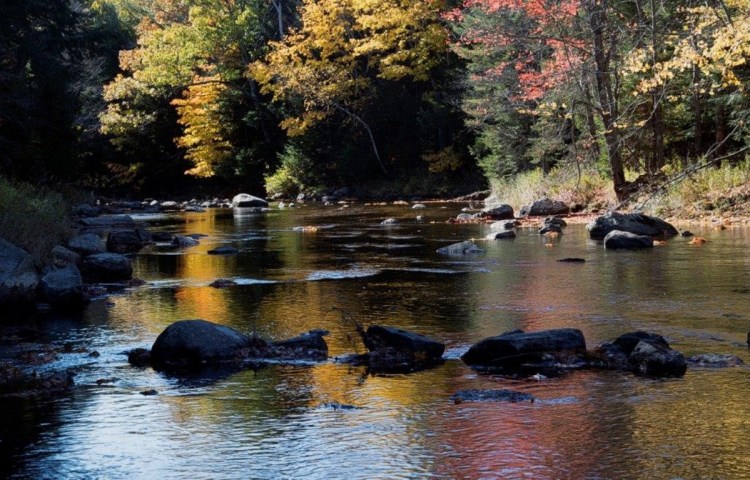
left=6, top=206, right=750, bottom=479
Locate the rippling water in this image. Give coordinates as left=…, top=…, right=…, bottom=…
left=3, top=204, right=750, bottom=479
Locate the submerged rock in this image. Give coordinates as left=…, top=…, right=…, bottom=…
left=127, top=348, right=152, bottom=367
left=451, top=389, right=535, bottom=404
left=587, top=212, right=678, bottom=239
left=603, top=230, right=654, bottom=250
left=686, top=354, right=744, bottom=368
left=436, top=240, right=484, bottom=256
left=557, top=258, right=585, bottom=263
left=171, top=236, right=199, bottom=248
left=543, top=216, right=567, bottom=228
left=209, top=278, right=237, bottom=288
left=462, top=328, right=586, bottom=368
left=539, top=225, right=563, bottom=235
left=490, top=220, right=518, bottom=231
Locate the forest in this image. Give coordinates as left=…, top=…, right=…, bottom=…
left=1, top=0, right=749, bottom=204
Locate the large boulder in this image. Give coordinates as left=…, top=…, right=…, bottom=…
left=481, top=204, right=515, bottom=220
left=68, top=233, right=106, bottom=256
left=587, top=212, right=678, bottom=239
left=462, top=328, right=586, bottom=367
left=520, top=198, right=570, bottom=217
left=364, top=325, right=445, bottom=359
left=231, top=193, right=268, bottom=208
left=81, top=253, right=132, bottom=282
left=0, top=238, right=39, bottom=307
left=603, top=230, right=654, bottom=250
left=436, top=240, right=484, bottom=256
left=39, top=264, right=87, bottom=309
left=151, top=319, right=265, bottom=367
left=107, top=230, right=144, bottom=254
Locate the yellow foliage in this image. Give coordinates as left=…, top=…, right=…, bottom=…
left=249, top=0, right=448, bottom=134
left=171, top=76, right=232, bottom=177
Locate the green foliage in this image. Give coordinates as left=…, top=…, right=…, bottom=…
left=0, top=177, right=72, bottom=268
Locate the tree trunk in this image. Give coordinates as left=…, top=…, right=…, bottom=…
left=586, top=0, right=627, bottom=200
left=692, top=65, right=703, bottom=163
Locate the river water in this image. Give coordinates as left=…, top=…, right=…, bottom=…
left=3, top=204, right=750, bottom=479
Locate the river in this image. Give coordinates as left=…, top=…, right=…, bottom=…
left=2, top=203, right=750, bottom=479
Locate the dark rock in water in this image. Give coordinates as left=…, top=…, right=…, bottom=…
left=485, top=230, right=516, bottom=240
left=681, top=230, right=694, bottom=238
left=481, top=203, right=515, bottom=220
left=0, top=238, right=39, bottom=307
left=107, top=230, right=144, bottom=254
left=436, top=240, right=484, bottom=256
left=136, top=228, right=153, bottom=244
left=628, top=340, right=686, bottom=377
left=273, top=330, right=329, bottom=361
left=364, top=325, right=445, bottom=359
left=520, top=198, right=569, bottom=217
left=209, top=278, right=237, bottom=288
left=81, top=253, right=133, bottom=282
left=365, top=347, right=445, bottom=373
left=451, top=389, right=535, bottom=404
left=152, top=232, right=174, bottom=242
left=587, top=212, right=678, bottom=239
left=462, top=328, right=586, bottom=367
left=39, top=264, right=87, bottom=310
left=208, top=246, right=239, bottom=255
left=558, top=258, right=585, bottom=263
left=539, top=225, right=563, bottom=235
left=127, top=348, right=152, bottom=367
left=603, top=230, right=654, bottom=250
left=151, top=319, right=267, bottom=368
left=543, top=216, right=567, bottom=228
left=171, top=236, right=199, bottom=248
left=687, top=354, right=744, bottom=368
left=231, top=193, right=268, bottom=208
left=592, top=331, right=685, bottom=377
left=141, top=389, right=158, bottom=396
left=381, top=218, right=399, bottom=225
left=319, top=402, right=360, bottom=411
left=68, top=233, right=106, bottom=256
left=613, top=331, right=669, bottom=354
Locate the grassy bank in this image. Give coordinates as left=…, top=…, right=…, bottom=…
left=0, top=178, right=72, bottom=267
left=489, top=162, right=750, bottom=221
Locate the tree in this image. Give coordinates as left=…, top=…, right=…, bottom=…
left=250, top=0, right=449, bottom=176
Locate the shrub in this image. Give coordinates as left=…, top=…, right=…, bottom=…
left=0, top=177, right=72, bottom=267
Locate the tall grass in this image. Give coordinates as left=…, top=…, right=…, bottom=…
left=489, top=167, right=617, bottom=212
left=0, top=177, right=72, bottom=267
left=646, top=160, right=750, bottom=217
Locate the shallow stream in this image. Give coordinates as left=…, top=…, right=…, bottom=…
left=3, top=204, right=750, bottom=479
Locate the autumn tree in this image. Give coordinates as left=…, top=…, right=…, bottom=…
left=250, top=0, right=450, bottom=177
